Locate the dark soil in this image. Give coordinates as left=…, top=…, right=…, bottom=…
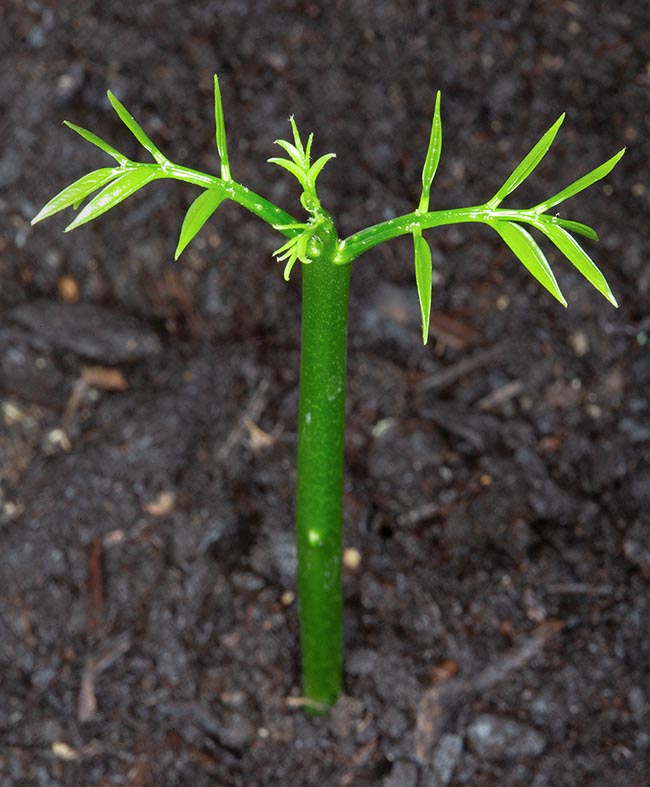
left=2, top=2, right=649, bottom=785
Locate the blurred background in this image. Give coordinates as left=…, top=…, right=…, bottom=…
left=1, top=1, right=648, bottom=785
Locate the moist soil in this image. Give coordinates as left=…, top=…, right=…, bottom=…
left=1, top=2, right=649, bottom=785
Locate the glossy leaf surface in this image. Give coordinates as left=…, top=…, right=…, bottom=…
left=307, top=154, right=336, bottom=187
left=107, top=90, right=166, bottom=164
left=413, top=233, right=433, bottom=344
left=213, top=75, right=231, bottom=180
left=274, top=139, right=303, bottom=166
left=492, top=220, right=567, bottom=306
left=534, top=149, right=625, bottom=212
left=488, top=115, right=564, bottom=208
left=419, top=91, right=442, bottom=212
left=63, top=122, right=128, bottom=165
left=32, top=168, right=120, bottom=225
left=65, top=168, right=161, bottom=231
left=552, top=218, right=599, bottom=241
left=175, top=188, right=227, bottom=259
left=539, top=222, right=617, bottom=306
left=268, top=157, right=306, bottom=184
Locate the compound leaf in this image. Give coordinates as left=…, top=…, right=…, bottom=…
left=488, top=115, right=565, bottom=208
left=175, top=187, right=227, bottom=260
left=65, top=168, right=161, bottom=231
left=31, top=168, right=120, bottom=225
left=492, top=220, right=567, bottom=306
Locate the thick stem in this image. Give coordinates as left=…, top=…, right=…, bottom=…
left=296, top=249, right=351, bottom=709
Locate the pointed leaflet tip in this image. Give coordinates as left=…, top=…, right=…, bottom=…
left=106, top=90, right=166, bottom=165
left=492, top=220, right=568, bottom=307
left=175, top=187, right=227, bottom=260
left=288, top=116, right=306, bottom=160
left=307, top=154, right=336, bottom=188
left=273, top=139, right=304, bottom=166
left=272, top=233, right=310, bottom=281
left=31, top=168, right=120, bottom=225
left=536, top=222, right=618, bottom=307
left=534, top=148, right=626, bottom=213
left=62, top=121, right=128, bottom=165
left=488, top=113, right=565, bottom=209
left=552, top=218, right=599, bottom=242
left=63, top=168, right=161, bottom=232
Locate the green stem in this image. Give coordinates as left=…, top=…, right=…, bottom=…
left=338, top=204, right=579, bottom=265
left=165, top=158, right=352, bottom=707
left=161, top=162, right=300, bottom=236
left=296, top=245, right=351, bottom=709
left=338, top=205, right=492, bottom=263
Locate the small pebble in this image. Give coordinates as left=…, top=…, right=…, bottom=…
left=51, top=742, right=78, bottom=761
left=281, top=590, right=295, bottom=606
left=344, top=546, right=362, bottom=570
left=467, top=714, right=546, bottom=761
left=568, top=331, right=589, bottom=357
left=428, top=734, right=463, bottom=786
left=57, top=275, right=80, bottom=303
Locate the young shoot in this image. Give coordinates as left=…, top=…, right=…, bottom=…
left=32, top=76, right=624, bottom=711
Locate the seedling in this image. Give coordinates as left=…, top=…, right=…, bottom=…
left=32, top=76, right=623, bottom=710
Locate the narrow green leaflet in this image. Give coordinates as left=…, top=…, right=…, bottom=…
left=107, top=90, right=167, bottom=165
left=304, top=132, right=314, bottom=162
left=175, top=187, right=227, bottom=260
left=492, top=220, right=567, bottom=306
left=418, top=91, right=442, bottom=212
left=272, top=222, right=309, bottom=232
left=268, top=156, right=307, bottom=185
left=31, top=168, right=120, bottom=225
left=289, top=116, right=306, bottom=159
left=487, top=115, right=565, bottom=209
left=533, top=148, right=625, bottom=213
left=552, top=218, right=599, bottom=242
left=413, top=233, right=433, bottom=344
left=63, top=121, right=128, bottom=165
left=412, top=92, right=441, bottom=342
left=538, top=222, right=617, bottom=306
left=273, top=231, right=310, bottom=281
left=274, top=139, right=303, bottom=166
left=307, top=154, right=336, bottom=188
left=213, top=74, right=231, bottom=181
left=65, top=168, right=161, bottom=232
